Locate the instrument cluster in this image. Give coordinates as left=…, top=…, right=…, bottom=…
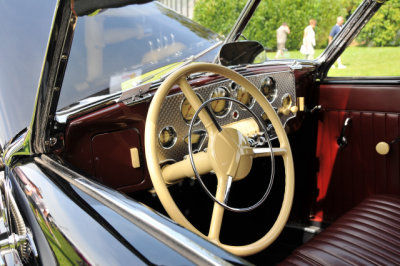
left=157, top=70, right=296, bottom=162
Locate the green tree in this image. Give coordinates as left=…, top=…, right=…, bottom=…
left=193, top=0, right=247, bottom=36
left=194, top=0, right=346, bottom=50
left=356, top=0, right=400, bottom=46
left=193, top=0, right=400, bottom=50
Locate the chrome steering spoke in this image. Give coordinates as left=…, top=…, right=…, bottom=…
left=238, top=146, right=286, bottom=158
left=223, top=176, right=233, bottom=204
left=252, top=147, right=287, bottom=158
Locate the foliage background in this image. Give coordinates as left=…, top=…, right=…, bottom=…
left=193, top=0, right=400, bottom=50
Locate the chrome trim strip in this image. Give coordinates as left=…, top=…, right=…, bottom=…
left=222, top=0, right=261, bottom=44
left=31, top=0, right=73, bottom=154
left=35, top=155, right=232, bottom=266
left=322, top=78, right=400, bottom=85
left=4, top=133, right=27, bottom=165
left=56, top=94, right=120, bottom=123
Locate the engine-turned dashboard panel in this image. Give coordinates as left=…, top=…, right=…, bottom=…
left=157, top=70, right=296, bottom=162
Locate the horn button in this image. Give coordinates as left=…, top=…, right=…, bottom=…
left=209, top=128, right=253, bottom=181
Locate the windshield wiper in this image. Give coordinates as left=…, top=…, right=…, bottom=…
left=117, top=40, right=224, bottom=104
left=132, top=40, right=223, bottom=88
left=160, top=40, right=223, bottom=79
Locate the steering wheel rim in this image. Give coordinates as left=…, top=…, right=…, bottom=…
left=145, top=63, right=294, bottom=256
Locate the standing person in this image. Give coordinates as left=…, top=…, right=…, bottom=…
left=329, top=16, right=346, bottom=68
left=275, top=22, right=290, bottom=59
left=300, top=19, right=317, bottom=60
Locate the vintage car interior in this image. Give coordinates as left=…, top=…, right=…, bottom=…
left=1, top=0, right=399, bottom=265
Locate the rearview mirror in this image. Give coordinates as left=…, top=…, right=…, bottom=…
left=219, top=41, right=266, bottom=66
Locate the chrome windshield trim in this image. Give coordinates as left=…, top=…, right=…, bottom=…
left=223, top=0, right=261, bottom=44
left=4, top=133, right=27, bottom=165
left=55, top=93, right=120, bottom=124
left=30, top=0, right=71, bottom=154
left=35, top=154, right=234, bottom=266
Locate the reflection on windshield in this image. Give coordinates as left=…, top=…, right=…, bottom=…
left=59, top=2, right=221, bottom=110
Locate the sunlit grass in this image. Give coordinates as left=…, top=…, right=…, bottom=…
left=267, top=47, right=400, bottom=77
left=34, top=207, right=83, bottom=265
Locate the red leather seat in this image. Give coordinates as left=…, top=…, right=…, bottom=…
left=282, top=195, right=400, bottom=265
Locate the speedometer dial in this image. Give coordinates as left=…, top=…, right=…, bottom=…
left=260, top=77, right=277, bottom=102
left=235, top=85, right=254, bottom=109
left=180, top=94, right=202, bottom=124
left=159, top=126, right=177, bottom=149
left=209, top=86, right=230, bottom=117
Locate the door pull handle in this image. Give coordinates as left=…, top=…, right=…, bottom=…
left=337, top=117, right=352, bottom=148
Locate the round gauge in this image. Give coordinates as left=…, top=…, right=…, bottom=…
left=260, top=77, right=277, bottom=102
left=180, top=95, right=201, bottom=124
left=209, top=86, right=231, bottom=117
left=159, top=126, right=177, bottom=149
left=281, top=93, right=292, bottom=109
left=235, top=85, right=254, bottom=109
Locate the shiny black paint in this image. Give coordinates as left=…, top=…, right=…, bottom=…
left=10, top=159, right=248, bottom=265
left=12, top=162, right=146, bottom=265
left=8, top=167, right=56, bottom=265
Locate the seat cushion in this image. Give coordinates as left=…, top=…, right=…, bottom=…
left=282, top=195, right=400, bottom=265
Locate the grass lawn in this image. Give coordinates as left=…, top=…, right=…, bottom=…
left=267, top=46, right=400, bottom=77
left=33, top=206, right=84, bottom=265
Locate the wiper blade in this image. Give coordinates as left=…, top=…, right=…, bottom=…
left=123, top=40, right=223, bottom=91
left=160, top=40, right=223, bottom=80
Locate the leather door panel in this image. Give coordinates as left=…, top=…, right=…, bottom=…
left=315, top=83, right=400, bottom=222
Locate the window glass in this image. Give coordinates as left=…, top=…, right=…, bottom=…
left=193, top=0, right=363, bottom=61
left=328, top=1, right=400, bottom=77
left=0, top=1, right=55, bottom=144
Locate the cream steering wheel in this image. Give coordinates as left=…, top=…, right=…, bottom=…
left=145, top=63, right=294, bottom=256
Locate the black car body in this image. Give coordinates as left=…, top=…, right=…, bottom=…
left=0, top=0, right=398, bottom=265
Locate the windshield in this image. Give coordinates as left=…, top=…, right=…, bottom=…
left=0, top=1, right=56, bottom=145
left=58, top=1, right=221, bottom=110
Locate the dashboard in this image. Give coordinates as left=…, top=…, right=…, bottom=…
left=156, top=70, right=297, bottom=162
left=60, top=64, right=311, bottom=192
